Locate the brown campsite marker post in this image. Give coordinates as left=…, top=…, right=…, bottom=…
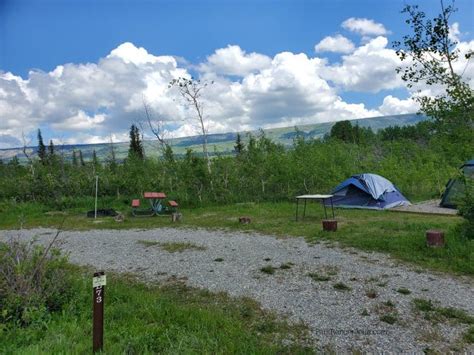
left=93, top=271, right=106, bottom=352
left=426, top=230, right=445, bottom=247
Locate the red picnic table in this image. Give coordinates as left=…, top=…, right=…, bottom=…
left=131, top=192, right=178, bottom=216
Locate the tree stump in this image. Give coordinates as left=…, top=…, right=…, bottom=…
left=322, top=219, right=337, bottom=232
left=171, top=213, right=182, bottom=222
left=426, top=230, right=444, bottom=247
left=239, top=217, right=251, bottom=224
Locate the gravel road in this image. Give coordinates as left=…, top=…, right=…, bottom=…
left=2, top=227, right=473, bottom=353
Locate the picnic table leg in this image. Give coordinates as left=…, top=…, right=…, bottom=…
left=322, top=199, right=328, bottom=219
left=303, top=199, right=307, bottom=219
left=330, top=197, right=335, bottom=218
left=295, top=199, right=299, bottom=221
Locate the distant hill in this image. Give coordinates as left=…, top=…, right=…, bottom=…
left=0, top=113, right=427, bottom=162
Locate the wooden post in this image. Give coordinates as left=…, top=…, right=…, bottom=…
left=322, top=219, right=338, bottom=232
left=93, top=271, right=106, bottom=352
left=426, top=230, right=444, bottom=247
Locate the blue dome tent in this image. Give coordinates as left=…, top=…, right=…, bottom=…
left=328, top=173, right=411, bottom=210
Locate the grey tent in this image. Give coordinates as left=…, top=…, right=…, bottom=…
left=440, top=159, right=474, bottom=209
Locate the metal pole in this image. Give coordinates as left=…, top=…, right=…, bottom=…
left=94, top=175, right=98, bottom=219
left=295, top=198, right=299, bottom=221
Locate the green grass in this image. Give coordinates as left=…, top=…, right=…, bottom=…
left=464, top=326, right=474, bottom=343
left=333, top=282, right=351, bottom=291
left=412, top=298, right=474, bottom=325
left=0, top=268, right=312, bottom=353
left=396, top=287, right=411, bottom=295
left=137, top=240, right=206, bottom=253
left=380, top=314, right=398, bottom=325
left=0, top=200, right=471, bottom=276
left=260, top=266, right=276, bottom=275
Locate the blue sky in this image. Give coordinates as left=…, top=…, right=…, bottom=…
left=0, top=0, right=473, bottom=148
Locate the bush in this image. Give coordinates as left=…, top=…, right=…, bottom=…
left=0, top=233, right=74, bottom=327
left=458, top=179, right=474, bottom=240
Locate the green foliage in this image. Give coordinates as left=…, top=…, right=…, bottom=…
left=37, top=129, right=47, bottom=164
left=0, top=236, right=74, bottom=328
left=329, top=120, right=375, bottom=144
left=128, top=124, right=144, bottom=160
left=457, top=179, right=474, bottom=240
left=394, top=1, right=474, bottom=141
left=0, top=270, right=312, bottom=353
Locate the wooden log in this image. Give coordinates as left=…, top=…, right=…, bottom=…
left=426, top=230, right=444, bottom=247
left=322, top=219, right=337, bottom=232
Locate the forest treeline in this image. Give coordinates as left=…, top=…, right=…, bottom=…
left=0, top=120, right=472, bottom=209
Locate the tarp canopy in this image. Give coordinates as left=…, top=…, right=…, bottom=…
left=329, top=173, right=411, bottom=210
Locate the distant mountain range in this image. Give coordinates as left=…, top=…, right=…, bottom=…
left=0, top=113, right=427, bottom=162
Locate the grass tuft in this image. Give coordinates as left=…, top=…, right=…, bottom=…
left=307, top=273, right=330, bottom=282
left=333, top=282, right=351, bottom=291
left=260, top=266, right=276, bottom=275
left=396, top=287, right=411, bottom=295
left=463, top=326, right=474, bottom=343
left=279, top=263, right=293, bottom=270
left=137, top=240, right=206, bottom=253
left=412, top=298, right=474, bottom=325
left=380, top=314, right=398, bottom=324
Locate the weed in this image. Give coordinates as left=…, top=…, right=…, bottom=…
left=413, top=298, right=434, bottom=312
left=397, top=288, right=411, bottom=295
left=260, top=266, right=276, bottom=275
left=463, top=326, right=474, bottom=343
left=214, top=258, right=224, bottom=262
left=383, top=300, right=395, bottom=308
left=412, top=298, right=474, bottom=325
left=307, top=273, right=330, bottom=282
left=333, top=282, right=351, bottom=291
left=138, top=239, right=206, bottom=253
left=361, top=309, right=369, bottom=316
left=380, top=314, right=398, bottom=324
left=279, top=263, right=293, bottom=270
left=137, top=240, right=160, bottom=247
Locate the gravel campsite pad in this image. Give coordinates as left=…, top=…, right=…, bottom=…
left=3, top=227, right=473, bottom=352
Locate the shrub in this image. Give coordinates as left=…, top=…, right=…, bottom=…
left=0, top=233, right=74, bottom=327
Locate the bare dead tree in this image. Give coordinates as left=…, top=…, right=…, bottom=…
left=21, top=131, right=35, bottom=177
left=169, top=77, right=214, bottom=174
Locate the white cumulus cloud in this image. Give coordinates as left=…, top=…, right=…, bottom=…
left=200, top=45, right=272, bottom=76
left=315, top=35, right=355, bottom=54
left=342, top=17, right=388, bottom=36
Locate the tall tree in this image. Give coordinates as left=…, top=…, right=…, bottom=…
left=48, top=140, right=55, bottom=159
left=128, top=124, right=144, bottom=160
left=393, top=0, right=473, bottom=138
left=234, top=133, right=245, bottom=155
left=78, top=150, right=85, bottom=166
left=37, top=129, right=47, bottom=163
left=72, top=150, right=78, bottom=167
left=169, top=77, right=213, bottom=174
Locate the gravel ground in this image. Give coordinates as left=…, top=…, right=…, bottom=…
left=392, top=199, right=458, bottom=215
left=2, top=227, right=473, bottom=352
